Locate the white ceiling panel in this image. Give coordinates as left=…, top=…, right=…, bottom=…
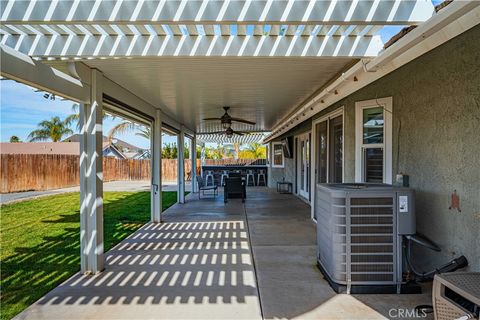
left=84, top=57, right=355, bottom=133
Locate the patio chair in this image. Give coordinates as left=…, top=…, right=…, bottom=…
left=245, top=169, right=255, bottom=186
left=257, top=169, right=266, bottom=186
left=224, top=177, right=245, bottom=203
left=196, top=176, right=218, bottom=199
left=220, top=170, right=229, bottom=186
left=205, top=170, right=214, bottom=186
left=228, top=172, right=242, bottom=178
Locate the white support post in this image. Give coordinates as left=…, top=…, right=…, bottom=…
left=267, top=142, right=273, bottom=188
left=191, top=134, right=197, bottom=193
left=199, top=142, right=206, bottom=180
left=177, top=129, right=185, bottom=204
left=79, top=69, right=104, bottom=274
left=200, top=143, right=206, bottom=170
left=151, top=109, right=162, bottom=223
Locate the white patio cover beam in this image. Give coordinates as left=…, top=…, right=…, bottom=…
left=0, top=0, right=434, bottom=25
left=2, top=34, right=383, bottom=58
left=197, top=133, right=268, bottom=144
left=0, top=44, right=89, bottom=102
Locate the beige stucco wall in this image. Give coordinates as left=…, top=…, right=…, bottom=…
left=272, top=25, right=480, bottom=271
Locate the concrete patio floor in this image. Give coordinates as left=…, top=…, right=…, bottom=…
left=14, top=187, right=433, bottom=320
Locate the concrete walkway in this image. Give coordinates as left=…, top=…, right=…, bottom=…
left=0, top=181, right=191, bottom=204
left=14, top=188, right=432, bottom=320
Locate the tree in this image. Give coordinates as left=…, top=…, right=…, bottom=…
left=106, top=121, right=139, bottom=142
left=239, top=143, right=267, bottom=159
left=162, top=143, right=177, bottom=159
left=136, top=127, right=151, bottom=140
left=9, top=136, right=21, bottom=143
left=161, top=142, right=190, bottom=159
left=28, top=116, right=73, bottom=142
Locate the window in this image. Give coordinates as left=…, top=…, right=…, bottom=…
left=316, top=121, right=328, bottom=183
left=355, top=97, right=392, bottom=184
left=272, top=142, right=284, bottom=168
left=329, top=115, right=343, bottom=183
left=315, top=113, right=343, bottom=184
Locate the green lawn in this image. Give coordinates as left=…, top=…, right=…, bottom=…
left=0, top=191, right=178, bottom=320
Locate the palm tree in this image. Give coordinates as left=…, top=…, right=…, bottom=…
left=9, top=136, right=21, bottom=143
left=107, top=120, right=151, bottom=142
left=106, top=121, right=139, bottom=142
left=136, top=127, right=151, bottom=140
left=245, top=143, right=267, bottom=158
left=28, top=116, right=73, bottom=142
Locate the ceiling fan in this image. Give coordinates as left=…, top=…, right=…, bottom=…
left=201, top=127, right=250, bottom=138
left=203, top=106, right=256, bottom=129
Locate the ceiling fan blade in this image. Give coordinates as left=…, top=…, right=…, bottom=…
left=231, top=118, right=256, bottom=125
left=202, top=117, right=222, bottom=121
left=233, top=132, right=245, bottom=136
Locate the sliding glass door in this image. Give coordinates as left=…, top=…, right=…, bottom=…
left=312, top=112, right=343, bottom=221
left=296, top=132, right=311, bottom=199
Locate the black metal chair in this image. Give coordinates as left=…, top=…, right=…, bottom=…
left=228, top=172, right=242, bottom=179
left=197, top=176, right=218, bottom=199
left=224, top=177, right=245, bottom=203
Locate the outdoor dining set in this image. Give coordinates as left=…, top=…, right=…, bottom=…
left=203, top=169, right=267, bottom=187
left=196, top=168, right=267, bottom=202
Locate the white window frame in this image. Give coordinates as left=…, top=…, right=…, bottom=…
left=271, top=141, right=285, bottom=168
left=355, top=97, right=393, bottom=184
left=310, top=107, right=344, bottom=222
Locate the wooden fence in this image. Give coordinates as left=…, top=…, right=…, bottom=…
left=0, top=154, right=201, bottom=193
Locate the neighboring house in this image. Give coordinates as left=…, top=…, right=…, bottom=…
left=63, top=134, right=148, bottom=159
left=102, top=143, right=126, bottom=159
